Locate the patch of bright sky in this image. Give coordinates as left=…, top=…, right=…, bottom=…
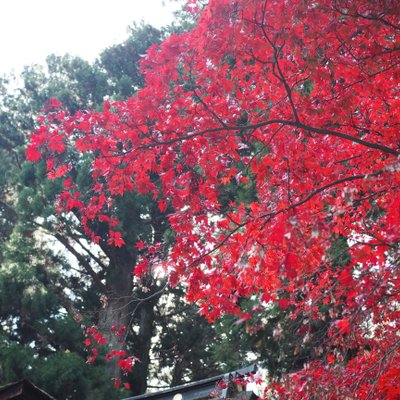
left=0, top=0, right=182, bottom=75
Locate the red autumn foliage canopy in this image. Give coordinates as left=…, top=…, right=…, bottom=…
left=27, top=0, right=400, bottom=398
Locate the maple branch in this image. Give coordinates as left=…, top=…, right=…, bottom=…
left=295, top=122, right=400, bottom=156
left=193, top=88, right=228, bottom=128
left=135, top=119, right=399, bottom=157
left=332, top=2, right=400, bottom=31
left=187, top=170, right=387, bottom=269
left=262, top=169, right=387, bottom=218
left=258, top=3, right=300, bottom=123
left=355, top=338, right=400, bottom=399
left=124, top=280, right=168, bottom=341
left=334, top=31, right=400, bottom=66
left=358, top=14, right=400, bottom=31
left=338, top=60, right=400, bottom=93
left=333, top=153, right=365, bottom=165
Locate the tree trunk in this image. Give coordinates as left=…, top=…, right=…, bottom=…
left=171, top=359, right=185, bottom=387
left=97, top=246, right=162, bottom=394
left=129, top=298, right=158, bottom=395
left=98, top=247, right=135, bottom=377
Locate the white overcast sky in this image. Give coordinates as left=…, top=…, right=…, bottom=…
left=0, top=0, right=182, bottom=75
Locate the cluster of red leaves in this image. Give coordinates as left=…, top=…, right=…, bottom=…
left=84, top=326, right=107, bottom=364
left=27, top=0, right=400, bottom=398
left=83, top=325, right=137, bottom=390
left=266, top=332, right=400, bottom=399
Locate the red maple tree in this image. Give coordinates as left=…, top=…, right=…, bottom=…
left=27, top=0, right=400, bottom=398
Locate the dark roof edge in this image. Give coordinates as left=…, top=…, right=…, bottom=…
left=24, top=380, right=57, bottom=400
left=0, top=379, right=57, bottom=400
left=0, top=379, right=25, bottom=393
left=123, top=364, right=257, bottom=400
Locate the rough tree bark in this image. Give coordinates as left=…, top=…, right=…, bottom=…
left=98, top=246, right=135, bottom=377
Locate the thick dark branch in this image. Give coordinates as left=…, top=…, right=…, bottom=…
left=59, top=214, right=108, bottom=271
left=296, top=122, right=399, bottom=156
left=73, top=235, right=108, bottom=271
left=133, top=119, right=399, bottom=157
left=54, top=233, right=107, bottom=292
